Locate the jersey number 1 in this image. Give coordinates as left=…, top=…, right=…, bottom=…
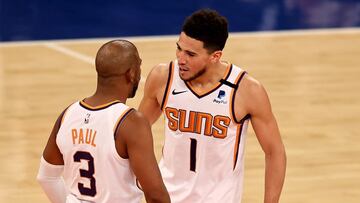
left=73, top=151, right=97, bottom=197
left=190, top=138, right=197, bottom=172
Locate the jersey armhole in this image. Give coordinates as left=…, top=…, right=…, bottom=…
left=53, top=104, right=73, bottom=151
left=59, top=105, right=71, bottom=127
left=55, top=104, right=72, bottom=137
left=160, top=61, right=174, bottom=111
left=113, top=108, right=135, bottom=140
left=230, top=71, right=250, bottom=124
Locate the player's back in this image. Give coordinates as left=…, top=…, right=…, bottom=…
left=56, top=100, right=142, bottom=203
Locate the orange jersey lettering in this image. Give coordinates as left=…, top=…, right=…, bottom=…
left=165, top=107, right=231, bottom=138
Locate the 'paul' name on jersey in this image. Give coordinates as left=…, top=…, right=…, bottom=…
left=71, top=128, right=97, bottom=147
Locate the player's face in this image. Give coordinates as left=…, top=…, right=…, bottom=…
left=176, top=32, right=212, bottom=82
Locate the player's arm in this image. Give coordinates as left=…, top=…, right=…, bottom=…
left=138, top=63, right=169, bottom=125
left=116, top=110, right=170, bottom=203
left=37, top=110, right=67, bottom=203
left=240, top=76, right=286, bottom=203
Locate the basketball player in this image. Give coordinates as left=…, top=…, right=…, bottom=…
left=138, top=9, right=286, bottom=203
left=37, top=40, right=170, bottom=203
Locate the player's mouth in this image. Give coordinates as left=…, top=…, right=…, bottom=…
left=179, top=67, right=188, bottom=73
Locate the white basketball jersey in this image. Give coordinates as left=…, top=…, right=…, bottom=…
left=160, top=60, right=250, bottom=203
left=56, top=100, right=142, bottom=203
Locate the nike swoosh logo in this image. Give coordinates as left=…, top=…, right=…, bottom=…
left=172, top=89, right=187, bottom=95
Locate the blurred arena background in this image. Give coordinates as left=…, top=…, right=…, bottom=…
left=1, top=0, right=359, bottom=41
left=0, top=0, right=360, bottom=202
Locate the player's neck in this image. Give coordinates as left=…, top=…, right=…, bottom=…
left=86, top=85, right=128, bottom=106
left=188, top=61, right=228, bottom=88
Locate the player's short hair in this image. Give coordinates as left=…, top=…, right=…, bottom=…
left=182, top=9, right=229, bottom=53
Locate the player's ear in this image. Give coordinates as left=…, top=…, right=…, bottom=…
left=125, top=67, right=137, bottom=84
left=210, top=50, right=222, bottom=63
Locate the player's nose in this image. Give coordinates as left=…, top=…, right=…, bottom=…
left=177, top=51, right=186, bottom=65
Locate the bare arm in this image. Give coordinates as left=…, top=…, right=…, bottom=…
left=238, top=76, right=286, bottom=203
left=42, top=111, right=65, bottom=165
left=138, top=63, right=169, bottom=125
left=116, top=110, right=170, bottom=203
left=37, top=111, right=67, bottom=203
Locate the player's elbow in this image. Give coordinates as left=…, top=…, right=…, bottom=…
left=265, top=143, right=286, bottom=163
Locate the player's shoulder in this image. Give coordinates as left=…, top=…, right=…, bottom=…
left=120, top=109, right=150, bottom=131
left=116, top=109, right=151, bottom=141
left=235, top=73, right=272, bottom=116
left=124, top=109, right=147, bottom=122
left=148, top=62, right=171, bottom=79
left=229, top=64, right=263, bottom=92
left=243, top=74, right=262, bottom=89
left=238, top=72, right=267, bottom=100
left=143, top=62, right=172, bottom=92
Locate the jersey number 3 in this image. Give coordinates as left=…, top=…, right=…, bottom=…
left=73, top=151, right=97, bottom=197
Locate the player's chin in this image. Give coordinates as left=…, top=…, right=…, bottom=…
left=179, top=72, right=190, bottom=81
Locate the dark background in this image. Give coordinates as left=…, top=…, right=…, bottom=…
left=1, top=0, right=359, bottom=41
